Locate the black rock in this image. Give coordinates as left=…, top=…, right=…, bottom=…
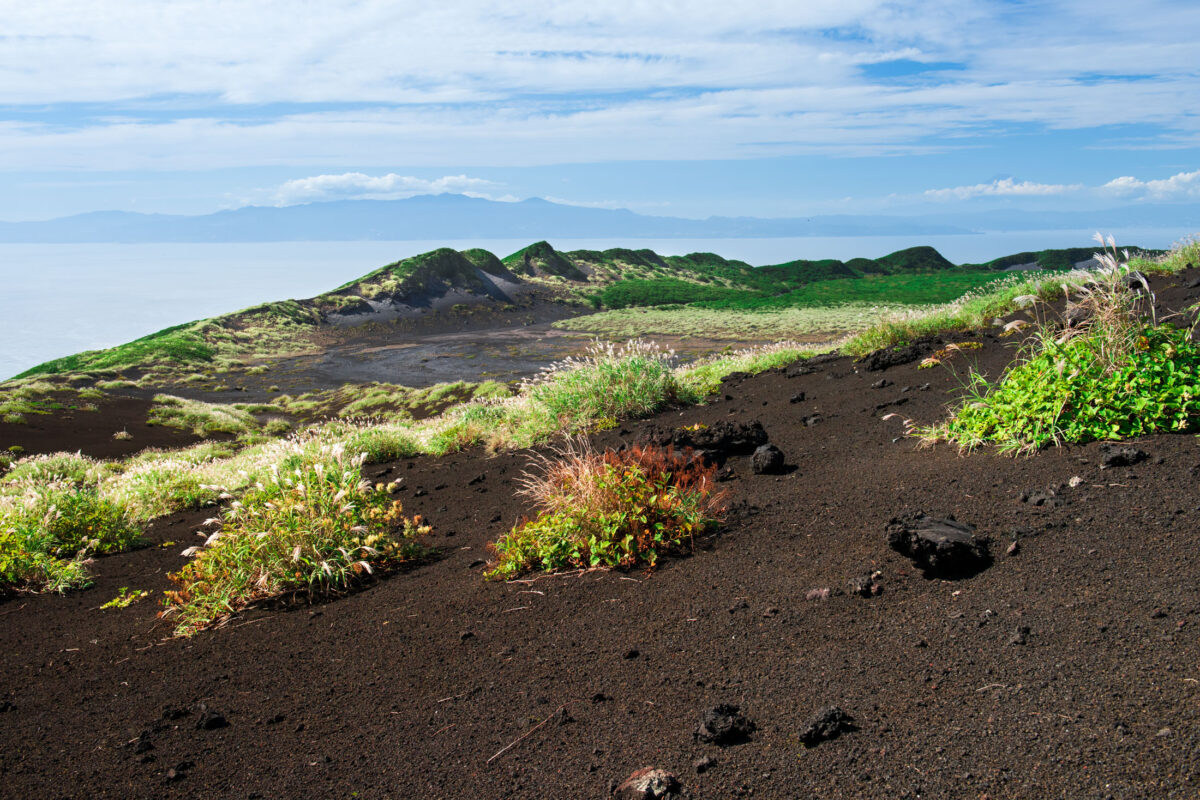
left=803, top=414, right=823, bottom=427
left=641, top=420, right=767, bottom=462
left=1009, top=625, right=1030, bottom=646
left=1123, top=270, right=1150, bottom=293
left=195, top=705, right=227, bottom=731
left=859, top=341, right=935, bottom=371
left=693, top=755, right=717, bottom=774
left=789, top=392, right=806, bottom=404
left=694, top=704, right=755, bottom=745
left=871, top=379, right=893, bottom=389
left=886, top=512, right=991, bottom=578
left=1020, top=488, right=1061, bottom=507
left=1100, top=444, right=1148, bottom=469
left=848, top=572, right=883, bottom=597
left=751, top=444, right=785, bottom=475
left=799, top=706, right=855, bottom=747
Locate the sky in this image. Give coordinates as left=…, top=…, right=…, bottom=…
left=1, top=0, right=1199, bottom=221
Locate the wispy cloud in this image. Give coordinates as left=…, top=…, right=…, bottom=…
left=272, top=172, right=504, bottom=204
left=0, top=1, right=1198, bottom=172
left=923, top=178, right=1083, bottom=201
left=1100, top=169, right=1200, bottom=200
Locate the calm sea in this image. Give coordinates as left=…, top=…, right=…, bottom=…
left=1, top=227, right=1193, bottom=379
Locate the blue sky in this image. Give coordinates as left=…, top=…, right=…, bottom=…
left=1, top=0, right=1198, bottom=221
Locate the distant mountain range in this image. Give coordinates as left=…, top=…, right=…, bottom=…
left=1, top=194, right=1196, bottom=243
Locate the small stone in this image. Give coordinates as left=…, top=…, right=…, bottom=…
left=1068, top=476, right=1084, bottom=488
left=467, top=559, right=486, bottom=569
left=459, top=630, right=475, bottom=641
left=871, top=379, right=892, bottom=389
left=1006, top=540, right=1020, bottom=556
left=614, top=768, right=680, bottom=800
left=1008, top=626, right=1030, bottom=646
left=799, top=706, right=855, bottom=747
left=623, top=648, right=640, bottom=659
left=1099, top=444, right=1147, bottom=469
left=1157, top=727, right=1174, bottom=738
left=805, top=588, right=831, bottom=601
left=693, top=755, right=717, bottom=774
left=848, top=572, right=883, bottom=597
left=751, top=444, right=785, bottom=475
left=195, top=705, right=227, bottom=730
left=789, top=392, right=806, bottom=404
left=695, top=704, right=755, bottom=745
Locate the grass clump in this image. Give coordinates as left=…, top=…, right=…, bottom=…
left=0, top=482, right=143, bottom=593
left=162, top=443, right=430, bottom=635
left=925, top=235, right=1200, bottom=453
left=529, top=340, right=700, bottom=432
left=149, top=395, right=258, bottom=437
left=486, top=441, right=725, bottom=579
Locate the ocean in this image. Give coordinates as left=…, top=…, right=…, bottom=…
left=1, top=227, right=1193, bottom=379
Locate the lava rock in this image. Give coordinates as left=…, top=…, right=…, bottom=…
left=849, top=572, right=883, bottom=597
left=614, top=768, right=680, bottom=800
left=751, top=444, right=785, bottom=475
left=859, top=340, right=935, bottom=371
left=195, top=705, right=227, bottom=731
left=799, top=706, right=855, bottom=747
left=1099, top=444, right=1148, bottom=469
left=641, top=420, right=768, bottom=462
left=1124, top=270, right=1150, bottom=293
left=886, top=512, right=991, bottom=578
left=694, top=704, right=755, bottom=745
left=1020, top=488, right=1061, bottom=507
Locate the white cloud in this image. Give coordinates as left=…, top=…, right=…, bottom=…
left=1100, top=169, right=1200, bottom=200
left=923, top=178, right=1083, bottom=201
left=0, top=1, right=1198, bottom=171
left=272, top=172, right=501, bottom=204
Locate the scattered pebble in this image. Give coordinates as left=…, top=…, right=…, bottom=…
left=694, top=704, right=755, bottom=745
left=799, top=706, right=855, bottom=747
left=615, top=768, right=680, bottom=800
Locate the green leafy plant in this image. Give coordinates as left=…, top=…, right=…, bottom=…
left=925, top=235, right=1200, bottom=453
left=486, top=440, right=725, bottom=579
left=161, top=443, right=430, bottom=635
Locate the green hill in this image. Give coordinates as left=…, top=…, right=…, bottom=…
left=13, top=240, right=1136, bottom=382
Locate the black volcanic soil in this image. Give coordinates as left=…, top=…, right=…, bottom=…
left=3, top=273, right=1200, bottom=798
left=0, top=395, right=201, bottom=460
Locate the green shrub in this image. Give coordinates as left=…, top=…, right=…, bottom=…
left=925, top=236, right=1200, bottom=452
left=486, top=442, right=725, bottom=579
left=162, top=444, right=430, bottom=635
